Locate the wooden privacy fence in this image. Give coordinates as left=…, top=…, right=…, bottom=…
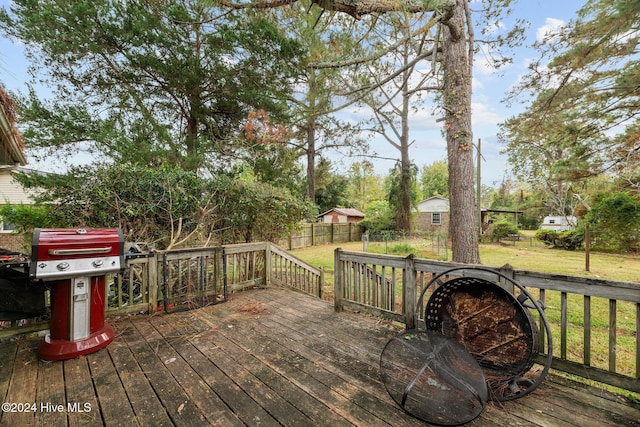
left=0, top=242, right=323, bottom=338
left=333, top=248, right=640, bottom=393
left=279, top=222, right=363, bottom=249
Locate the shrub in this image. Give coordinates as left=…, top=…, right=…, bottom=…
left=536, top=229, right=584, bottom=250
left=587, top=191, right=640, bottom=252
left=491, top=219, right=520, bottom=241
left=388, top=243, right=416, bottom=254
left=535, top=229, right=556, bottom=245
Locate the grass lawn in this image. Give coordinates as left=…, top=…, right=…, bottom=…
left=291, top=231, right=640, bottom=284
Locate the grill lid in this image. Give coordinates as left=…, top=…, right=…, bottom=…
left=30, top=228, right=124, bottom=279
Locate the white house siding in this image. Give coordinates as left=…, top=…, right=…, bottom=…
left=0, top=168, right=34, bottom=204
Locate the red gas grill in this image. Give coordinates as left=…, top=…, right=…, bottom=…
left=30, top=228, right=124, bottom=361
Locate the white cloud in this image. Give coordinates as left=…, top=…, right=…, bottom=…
left=536, top=18, right=565, bottom=42
left=474, top=55, right=497, bottom=76
left=409, top=108, right=442, bottom=131
left=472, top=76, right=484, bottom=91
left=471, top=102, right=502, bottom=127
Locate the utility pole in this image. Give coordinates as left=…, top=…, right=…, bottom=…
left=476, top=138, right=482, bottom=238
left=574, top=194, right=591, bottom=272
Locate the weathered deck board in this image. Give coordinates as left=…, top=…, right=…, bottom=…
left=4, top=341, right=38, bottom=427
left=63, top=354, right=101, bottom=426
left=189, top=316, right=354, bottom=427
left=212, top=297, right=424, bottom=426
left=87, top=347, right=137, bottom=425
left=35, top=356, right=66, bottom=427
left=150, top=315, right=277, bottom=427
left=105, top=337, right=173, bottom=427
left=1, top=286, right=639, bottom=427
left=124, top=318, right=223, bottom=426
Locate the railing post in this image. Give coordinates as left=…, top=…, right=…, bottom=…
left=498, top=263, right=515, bottom=294
left=148, top=252, right=158, bottom=313
left=403, top=254, right=416, bottom=330
left=319, top=266, right=324, bottom=299
left=265, top=242, right=271, bottom=286
left=334, top=248, right=343, bottom=312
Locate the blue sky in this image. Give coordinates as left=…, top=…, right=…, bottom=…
left=0, top=0, right=586, bottom=186
left=351, top=0, right=587, bottom=187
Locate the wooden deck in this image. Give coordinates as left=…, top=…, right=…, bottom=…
left=1, top=286, right=639, bottom=426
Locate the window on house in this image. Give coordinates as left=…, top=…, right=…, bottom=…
left=431, top=212, right=441, bottom=225
left=1, top=221, right=17, bottom=233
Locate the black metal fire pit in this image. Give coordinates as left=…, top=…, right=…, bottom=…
left=425, top=275, right=541, bottom=400
left=380, top=266, right=553, bottom=424
left=421, top=266, right=553, bottom=401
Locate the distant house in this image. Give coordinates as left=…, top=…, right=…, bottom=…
left=417, top=196, right=522, bottom=233
left=0, top=166, right=39, bottom=206
left=317, top=208, right=365, bottom=224
left=416, top=196, right=450, bottom=231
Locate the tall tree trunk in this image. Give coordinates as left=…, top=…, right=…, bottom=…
left=398, top=148, right=413, bottom=233
left=306, top=115, right=316, bottom=200
left=443, top=0, right=479, bottom=263
left=306, top=70, right=318, bottom=202
left=397, top=50, right=413, bottom=233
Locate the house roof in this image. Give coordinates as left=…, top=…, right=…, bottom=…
left=0, top=86, right=26, bottom=166
left=418, top=195, right=448, bottom=203
left=481, top=208, right=524, bottom=214
left=417, top=196, right=450, bottom=212
left=317, top=208, right=365, bottom=218
left=417, top=197, right=524, bottom=215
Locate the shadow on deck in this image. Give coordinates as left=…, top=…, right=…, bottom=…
left=1, top=287, right=639, bottom=426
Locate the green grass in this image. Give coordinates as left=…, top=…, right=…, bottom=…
left=292, top=233, right=640, bottom=284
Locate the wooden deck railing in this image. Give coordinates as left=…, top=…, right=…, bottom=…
left=333, top=248, right=640, bottom=393
left=268, top=243, right=324, bottom=298
left=0, top=242, right=323, bottom=338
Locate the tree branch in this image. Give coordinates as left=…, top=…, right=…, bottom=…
left=309, top=13, right=441, bottom=69
left=218, top=0, right=455, bottom=19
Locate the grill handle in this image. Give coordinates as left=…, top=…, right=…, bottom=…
left=48, top=247, right=113, bottom=256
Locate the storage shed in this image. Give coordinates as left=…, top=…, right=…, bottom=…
left=317, top=208, right=365, bottom=224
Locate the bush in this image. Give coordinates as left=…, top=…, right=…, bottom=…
left=587, top=191, right=640, bottom=252
left=361, top=200, right=395, bottom=232
left=490, top=219, right=520, bottom=241
left=388, top=243, right=416, bottom=254
left=536, top=229, right=584, bottom=250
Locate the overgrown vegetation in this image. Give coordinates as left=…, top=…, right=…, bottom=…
left=587, top=191, right=640, bottom=252
left=535, top=229, right=585, bottom=250
left=4, top=163, right=312, bottom=249
left=487, top=219, right=520, bottom=241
